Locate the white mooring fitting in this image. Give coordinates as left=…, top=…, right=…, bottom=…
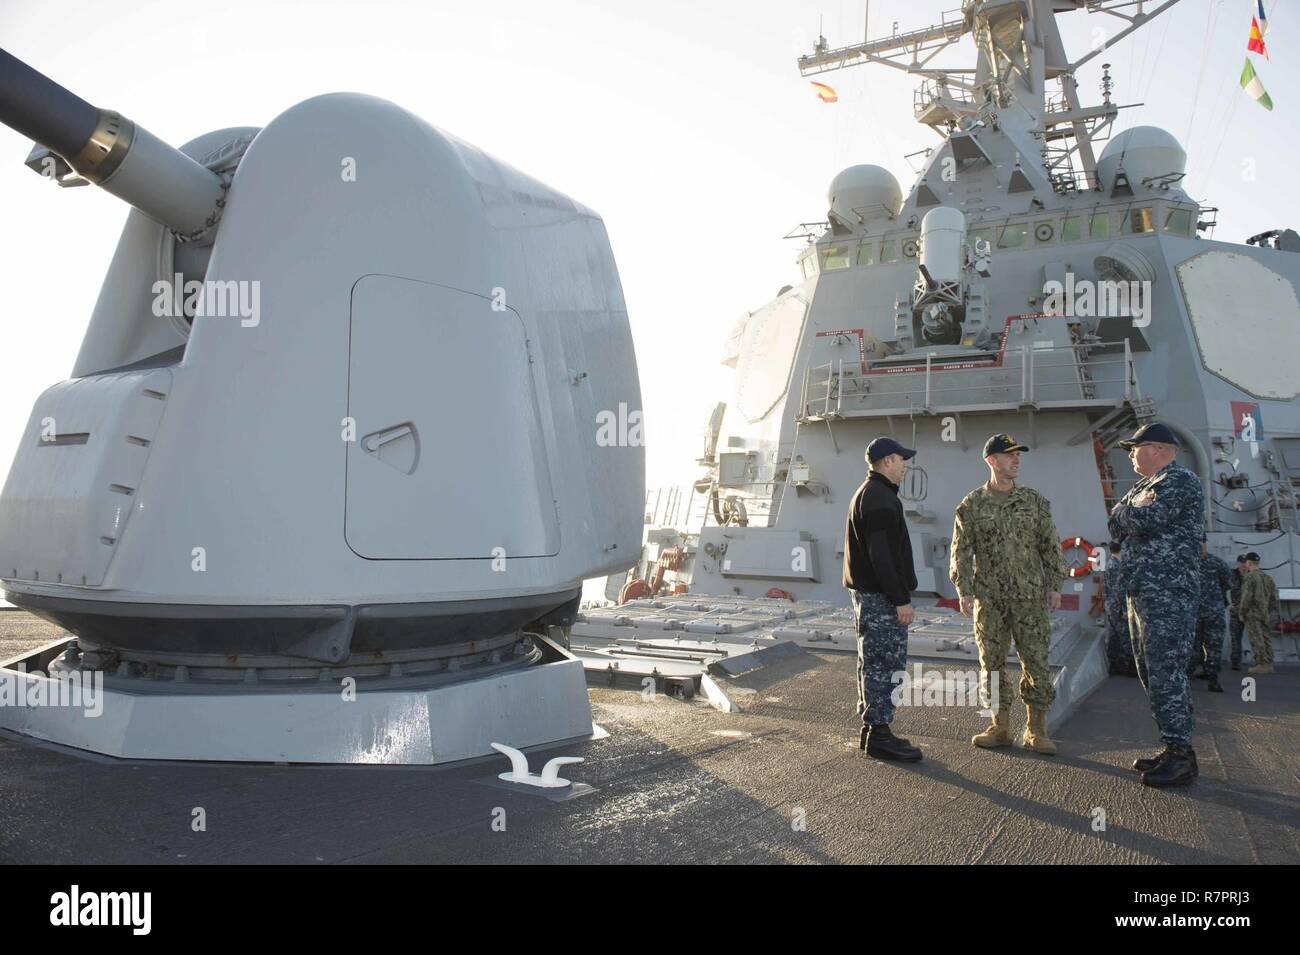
left=490, top=742, right=583, bottom=788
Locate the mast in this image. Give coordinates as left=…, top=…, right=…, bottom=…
left=798, top=0, right=1184, bottom=192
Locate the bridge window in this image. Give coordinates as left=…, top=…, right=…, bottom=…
left=1165, top=207, right=1193, bottom=236
left=1089, top=212, right=1111, bottom=240
left=1061, top=216, right=1084, bottom=242
left=820, top=245, right=851, bottom=270
left=1121, top=207, right=1155, bottom=235
left=997, top=222, right=1028, bottom=249
left=856, top=241, right=876, bottom=266
left=880, top=240, right=898, bottom=264
left=800, top=253, right=819, bottom=280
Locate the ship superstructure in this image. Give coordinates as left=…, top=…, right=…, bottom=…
left=589, top=0, right=1299, bottom=697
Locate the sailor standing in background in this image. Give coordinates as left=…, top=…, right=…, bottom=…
left=1104, top=540, right=1136, bottom=676
left=1228, top=555, right=1248, bottom=671
left=950, top=434, right=1066, bottom=755
left=1191, top=549, right=1231, bottom=693
left=843, top=437, right=923, bottom=762
left=1108, top=423, right=1204, bottom=788
left=1241, top=552, right=1279, bottom=675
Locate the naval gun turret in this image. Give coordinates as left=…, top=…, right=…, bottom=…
left=0, top=50, right=644, bottom=764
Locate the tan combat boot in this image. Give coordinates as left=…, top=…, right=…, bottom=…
left=1023, top=705, right=1057, bottom=755
left=1248, top=664, right=1273, bottom=675
left=971, top=708, right=1013, bottom=748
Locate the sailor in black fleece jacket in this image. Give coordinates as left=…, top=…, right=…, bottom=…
left=843, top=437, right=922, bottom=762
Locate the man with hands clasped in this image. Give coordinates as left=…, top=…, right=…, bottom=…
left=950, top=434, right=1067, bottom=755
left=844, top=437, right=923, bottom=763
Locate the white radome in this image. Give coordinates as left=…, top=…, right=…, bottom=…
left=827, top=164, right=902, bottom=229
left=1096, top=126, right=1187, bottom=191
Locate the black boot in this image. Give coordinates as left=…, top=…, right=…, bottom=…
left=858, top=726, right=869, bottom=751
left=865, top=724, right=922, bottom=762
left=1192, top=671, right=1208, bottom=680
left=1141, top=744, right=1198, bottom=787
left=1207, top=674, right=1224, bottom=693
left=1133, top=746, right=1199, bottom=774
left=1132, top=750, right=1167, bottom=772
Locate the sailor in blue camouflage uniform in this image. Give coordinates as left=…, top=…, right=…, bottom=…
left=843, top=437, right=923, bottom=762
left=1190, top=550, right=1231, bottom=692
left=1107, top=423, right=1205, bottom=788
left=1103, top=541, right=1135, bottom=676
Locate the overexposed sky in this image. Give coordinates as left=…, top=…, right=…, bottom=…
left=1, top=0, right=1295, bottom=495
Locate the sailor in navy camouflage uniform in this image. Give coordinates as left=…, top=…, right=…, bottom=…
left=1108, top=423, right=1205, bottom=787
left=843, top=437, right=923, bottom=762
left=1191, top=551, right=1231, bottom=692
left=1103, top=541, right=1135, bottom=676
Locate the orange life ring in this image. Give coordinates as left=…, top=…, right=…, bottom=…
left=1061, top=537, right=1094, bottom=577
left=619, top=578, right=652, bottom=603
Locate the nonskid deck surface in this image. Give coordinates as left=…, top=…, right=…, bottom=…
left=1, top=612, right=1296, bottom=864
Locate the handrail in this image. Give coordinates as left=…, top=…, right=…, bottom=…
left=799, top=342, right=1138, bottom=420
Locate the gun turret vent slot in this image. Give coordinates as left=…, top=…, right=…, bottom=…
left=125, top=435, right=151, bottom=447
left=142, top=389, right=166, bottom=400
left=39, top=432, right=90, bottom=446
left=109, top=484, right=135, bottom=495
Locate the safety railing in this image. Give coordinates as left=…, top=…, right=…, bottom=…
left=914, top=78, right=977, bottom=120
left=799, top=340, right=1136, bottom=421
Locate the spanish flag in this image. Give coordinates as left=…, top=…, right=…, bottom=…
left=1248, top=16, right=1268, bottom=59
left=810, top=81, right=838, bottom=103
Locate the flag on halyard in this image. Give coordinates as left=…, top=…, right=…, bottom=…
left=1240, top=57, right=1274, bottom=110
left=810, top=81, right=838, bottom=103
left=1248, top=16, right=1269, bottom=59
left=1257, top=0, right=1269, bottom=36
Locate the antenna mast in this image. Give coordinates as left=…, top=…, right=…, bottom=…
left=797, top=0, right=1184, bottom=191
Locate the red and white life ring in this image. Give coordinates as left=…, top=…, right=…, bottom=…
left=1061, top=537, right=1095, bottom=577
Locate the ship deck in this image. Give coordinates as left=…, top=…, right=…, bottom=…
left=2, top=611, right=1297, bottom=865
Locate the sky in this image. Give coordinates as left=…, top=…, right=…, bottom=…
left=1, top=0, right=1296, bottom=501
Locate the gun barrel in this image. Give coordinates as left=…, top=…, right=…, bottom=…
left=0, top=48, right=226, bottom=238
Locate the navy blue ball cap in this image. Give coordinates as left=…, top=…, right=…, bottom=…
left=1244, top=551, right=1261, bottom=562
left=1236, top=553, right=1249, bottom=563
left=866, top=436, right=916, bottom=463
left=983, top=433, right=1029, bottom=456
left=1119, top=422, right=1181, bottom=449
